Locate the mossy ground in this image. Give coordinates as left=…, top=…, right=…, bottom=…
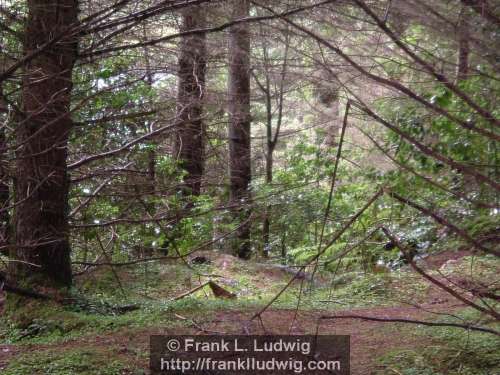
left=1, top=251, right=498, bottom=374
left=2, top=347, right=138, bottom=375
left=377, top=309, right=500, bottom=374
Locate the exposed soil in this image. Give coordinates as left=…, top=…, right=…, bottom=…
left=420, top=249, right=473, bottom=270
left=202, top=307, right=441, bottom=375
left=0, top=304, right=452, bottom=375
left=0, top=302, right=457, bottom=374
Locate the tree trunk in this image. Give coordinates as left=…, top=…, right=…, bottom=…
left=11, top=0, right=78, bottom=288
left=0, top=70, right=9, bottom=257
left=262, top=145, right=273, bottom=257
left=259, top=29, right=289, bottom=257
left=144, top=28, right=156, bottom=198
left=456, top=6, right=476, bottom=193
left=456, top=6, right=470, bottom=82
left=228, top=0, right=252, bottom=259
left=175, top=6, right=207, bottom=198
left=261, top=46, right=273, bottom=257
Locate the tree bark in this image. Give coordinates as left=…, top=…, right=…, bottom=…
left=11, top=0, right=78, bottom=288
left=175, top=6, right=207, bottom=198
left=0, top=67, right=9, bottom=257
left=456, top=6, right=470, bottom=82
left=228, top=0, right=252, bottom=259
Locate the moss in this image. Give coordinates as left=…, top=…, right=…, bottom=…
left=3, top=298, right=52, bottom=327
left=79, top=268, right=128, bottom=295
left=2, top=347, right=136, bottom=375
left=0, top=297, right=187, bottom=345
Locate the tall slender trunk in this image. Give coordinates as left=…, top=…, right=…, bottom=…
left=11, top=0, right=78, bottom=288
left=144, top=28, right=156, bottom=198
left=0, top=68, right=9, bottom=257
left=260, top=31, right=289, bottom=256
left=262, top=148, right=273, bottom=255
left=456, top=6, right=470, bottom=82
left=228, top=0, right=252, bottom=259
left=324, top=97, right=340, bottom=148
left=175, top=6, right=207, bottom=198
left=261, top=41, right=273, bottom=257
left=456, top=6, right=475, bottom=193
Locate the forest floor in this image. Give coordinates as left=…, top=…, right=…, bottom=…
left=0, top=250, right=498, bottom=374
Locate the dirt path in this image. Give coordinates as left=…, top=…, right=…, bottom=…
left=0, top=299, right=456, bottom=375
left=0, top=311, right=443, bottom=374
left=0, top=298, right=462, bottom=374
left=193, top=298, right=462, bottom=375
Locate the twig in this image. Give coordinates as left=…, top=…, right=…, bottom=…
left=252, top=188, right=383, bottom=320
left=319, top=314, right=500, bottom=336
left=381, top=227, right=500, bottom=321
left=388, top=192, right=500, bottom=257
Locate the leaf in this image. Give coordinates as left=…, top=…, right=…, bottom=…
left=435, top=89, right=452, bottom=107
left=97, top=69, right=113, bottom=79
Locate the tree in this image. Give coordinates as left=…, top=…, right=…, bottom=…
left=456, top=5, right=470, bottom=82
left=228, top=0, right=252, bottom=259
left=11, top=0, right=79, bottom=288
left=174, top=5, right=207, bottom=199
left=252, top=25, right=290, bottom=256
left=0, top=56, right=9, bottom=257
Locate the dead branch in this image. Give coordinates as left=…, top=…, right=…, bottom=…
left=252, top=188, right=383, bottom=320
left=173, top=281, right=211, bottom=301
left=381, top=227, right=500, bottom=321
left=173, top=280, right=236, bottom=301
left=319, top=314, right=500, bottom=336
left=388, top=192, right=500, bottom=257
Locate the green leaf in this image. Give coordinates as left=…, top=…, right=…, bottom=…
left=97, top=69, right=113, bottom=79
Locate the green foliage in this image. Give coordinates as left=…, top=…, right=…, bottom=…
left=3, top=4, right=499, bottom=374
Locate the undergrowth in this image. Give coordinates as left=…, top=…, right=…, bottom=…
left=377, top=308, right=500, bottom=375
left=2, top=252, right=496, bottom=374
left=2, top=347, right=138, bottom=375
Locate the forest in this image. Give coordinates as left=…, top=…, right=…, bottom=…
left=0, top=0, right=499, bottom=374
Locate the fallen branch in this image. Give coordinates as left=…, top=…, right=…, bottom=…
left=319, top=314, right=500, bottom=336
left=173, top=281, right=211, bottom=301
left=0, top=272, right=140, bottom=314
left=172, top=281, right=236, bottom=301
left=0, top=272, right=50, bottom=300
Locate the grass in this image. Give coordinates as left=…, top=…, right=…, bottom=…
left=375, top=253, right=500, bottom=374
left=1, top=259, right=429, bottom=346
left=2, top=252, right=497, bottom=374
left=2, top=347, right=139, bottom=375
left=377, top=308, right=500, bottom=375
left=0, top=297, right=186, bottom=345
